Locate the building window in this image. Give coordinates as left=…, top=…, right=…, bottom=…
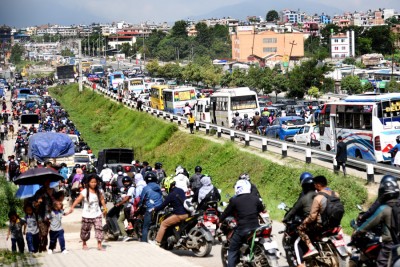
left=334, top=39, right=338, bottom=42
left=334, top=47, right=339, bottom=51
left=263, top=47, right=277, bottom=53
left=263, top=38, right=277, bottom=44
left=342, top=46, right=346, bottom=50
left=341, top=39, right=345, bottom=42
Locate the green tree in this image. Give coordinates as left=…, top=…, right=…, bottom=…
left=362, top=82, right=374, bottom=92
left=386, top=79, right=400, bottom=92
left=195, top=22, right=213, bottom=48
left=172, top=20, right=188, bottom=38
left=356, top=37, right=372, bottom=55
left=120, top=43, right=133, bottom=57
left=342, top=57, right=356, bottom=65
left=266, top=10, right=279, bottom=22
left=307, top=86, right=320, bottom=99
left=159, top=63, right=182, bottom=80
left=271, top=73, right=289, bottom=101
left=9, top=43, right=25, bottom=64
left=61, top=48, right=75, bottom=57
left=145, top=60, right=160, bottom=76
left=364, top=26, right=394, bottom=54
left=320, top=24, right=340, bottom=46
left=340, top=75, right=363, bottom=94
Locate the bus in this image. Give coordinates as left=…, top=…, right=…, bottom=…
left=90, top=65, right=105, bottom=78
left=123, top=78, right=151, bottom=97
left=319, top=93, right=400, bottom=162
left=81, top=61, right=91, bottom=73
left=149, top=85, right=168, bottom=110
left=194, top=98, right=211, bottom=123
left=210, top=87, right=260, bottom=127
left=107, top=71, right=125, bottom=92
left=162, top=86, right=197, bottom=115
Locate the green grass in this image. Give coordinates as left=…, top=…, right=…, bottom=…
left=50, top=84, right=368, bottom=234
left=0, top=249, right=35, bottom=266
left=0, top=178, right=23, bottom=227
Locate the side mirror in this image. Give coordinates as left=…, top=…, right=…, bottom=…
left=277, top=202, right=287, bottom=210
left=357, top=204, right=363, bottom=211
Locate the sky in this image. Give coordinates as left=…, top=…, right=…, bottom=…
left=1, top=0, right=400, bottom=28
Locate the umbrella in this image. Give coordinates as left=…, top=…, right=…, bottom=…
left=14, top=168, right=64, bottom=185
left=15, top=181, right=59, bottom=199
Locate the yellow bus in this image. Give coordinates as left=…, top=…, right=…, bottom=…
left=81, top=61, right=91, bottom=73
left=149, top=85, right=168, bottom=110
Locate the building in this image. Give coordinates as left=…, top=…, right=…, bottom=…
left=231, top=26, right=304, bottom=62
left=330, top=31, right=355, bottom=58
left=280, top=9, right=305, bottom=24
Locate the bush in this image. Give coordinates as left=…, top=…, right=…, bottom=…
left=0, top=178, right=23, bottom=227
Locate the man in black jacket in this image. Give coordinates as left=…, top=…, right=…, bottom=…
left=219, top=180, right=264, bottom=267
left=154, top=182, right=188, bottom=245
left=336, top=136, right=347, bottom=176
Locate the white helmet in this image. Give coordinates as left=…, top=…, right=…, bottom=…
left=118, top=171, right=123, bottom=175
left=235, top=180, right=251, bottom=195
left=175, top=165, right=184, bottom=175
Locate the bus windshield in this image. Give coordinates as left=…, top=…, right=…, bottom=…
left=231, top=95, right=257, bottom=110
left=377, top=100, right=400, bottom=119
left=113, top=74, right=122, bottom=79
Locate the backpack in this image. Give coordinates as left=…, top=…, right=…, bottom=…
left=155, top=169, right=165, bottom=183
left=190, top=174, right=203, bottom=191
left=9, top=161, right=18, bottom=173
left=318, top=191, right=345, bottom=228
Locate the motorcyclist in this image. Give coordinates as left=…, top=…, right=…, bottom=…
left=154, top=162, right=167, bottom=184
left=238, top=173, right=260, bottom=198
left=232, top=112, right=242, bottom=129
left=115, top=176, right=135, bottom=242
left=297, top=172, right=313, bottom=199
left=111, top=171, right=125, bottom=193
left=153, top=181, right=189, bottom=246
left=353, top=178, right=400, bottom=267
left=192, top=175, right=221, bottom=212
left=298, top=175, right=341, bottom=258
left=139, top=172, right=163, bottom=242
left=219, top=180, right=265, bottom=267
left=99, top=164, right=114, bottom=191
left=241, top=114, right=251, bottom=131
left=124, top=166, right=134, bottom=179
left=261, top=107, right=270, bottom=117
left=173, top=166, right=190, bottom=193
left=189, top=165, right=203, bottom=195
left=252, top=111, right=261, bottom=133
left=258, top=111, right=270, bottom=135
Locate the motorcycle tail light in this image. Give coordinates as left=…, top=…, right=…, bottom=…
left=204, top=214, right=219, bottom=224
left=261, top=227, right=272, bottom=237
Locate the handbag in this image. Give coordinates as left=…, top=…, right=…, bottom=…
left=71, top=181, right=80, bottom=191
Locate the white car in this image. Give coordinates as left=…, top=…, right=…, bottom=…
left=293, top=125, right=320, bottom=147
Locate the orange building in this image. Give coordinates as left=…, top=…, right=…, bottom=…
left=231, top=26, right=304, bottom=63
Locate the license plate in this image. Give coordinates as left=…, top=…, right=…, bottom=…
left=263, top=240, right=278, bottom=251
left=332, top=239, right=346, bottom=247
left=206, top=224, right=216, bottom=229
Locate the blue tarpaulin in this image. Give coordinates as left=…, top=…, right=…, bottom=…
left=28, top=132, right=75, bottom=161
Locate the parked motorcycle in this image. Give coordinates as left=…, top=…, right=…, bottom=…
left=278, top=202, right=348, bottom=267
left=147, top=206, right=213, bottom=257
left=219, top=215, right=279, bottom=267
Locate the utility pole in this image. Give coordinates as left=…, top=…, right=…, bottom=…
left=287, top=40, right=297, bottom=75
left=78, top=39, right=83, bottom=92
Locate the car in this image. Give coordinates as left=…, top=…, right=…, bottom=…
left=285, top=105, right=309, bottom=116
left=265, top=116, right=305, bottom=141
left=87, top=74, right=100, bottom=83
left=293, top=124, right=320, bottom=147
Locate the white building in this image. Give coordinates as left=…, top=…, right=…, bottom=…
left=330, top=31, right=355, bottom=58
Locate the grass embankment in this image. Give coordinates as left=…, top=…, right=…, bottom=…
left=50, top=84, right=368, bottom=233
left=0, top=178, right=23, bottom=227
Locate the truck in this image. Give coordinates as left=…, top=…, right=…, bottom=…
left=28, top=132, right=75, bottom=167
left=56, top=65, right=76, bottom=80
left=96, top=148, right=134, bottom=173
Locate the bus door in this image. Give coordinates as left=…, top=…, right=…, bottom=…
left=211, top=98, right=217, bottom=124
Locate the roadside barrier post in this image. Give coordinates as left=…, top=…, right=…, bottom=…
left=163, top=112, right=167, bottom=120
left=245, top=134, right=250, bottom=146
left=306, top=149, right=312, bottom=164
left=186, top=118, right=189, bottom=128
left=196, top=121, right=200, bottom=131
left=282, top=143, right=287, bottom=157
left=206, top=124, right=210, bottom=135
left=170, top=116, right=174, bottom=123
left=230, top=130, right=235, bottom=141
left=217, top=127, right=221, bottom=138
left=333, top=157, right=338, bottom=173
left=367, top=164, right=374, bottom=184
left=262, top=138, right=267, bottom=152
left=178, top=117, right=181, bottom=125
left=157, top=110, right=160, bottom=118
left=146, top=107, right=150, bottom=113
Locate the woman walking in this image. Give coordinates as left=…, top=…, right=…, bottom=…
left=66, top=174, right=107, bottom=251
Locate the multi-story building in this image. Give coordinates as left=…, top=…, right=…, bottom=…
left=281, top=9, right=305, bottom=24
left=330, top=31, right=355, bottom=58
left=320, top=14, right=332, bottom=24
left=231, top=26, right=304, bottom=62
left=57, top=26, right=78, bottom=37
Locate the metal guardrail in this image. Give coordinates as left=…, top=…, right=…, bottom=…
left=85, top=81, right=400, bottom=182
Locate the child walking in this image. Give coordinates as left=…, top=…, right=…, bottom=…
left=6, top=211, right=25, bottom=253
left=47, top=201, right=68, bottom=254
left=23, top=205, right=39, bottom=253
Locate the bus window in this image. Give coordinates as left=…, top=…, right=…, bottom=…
left=231, top=95, right=257, bottom=110
left=205, top=105, right=210, bottom=112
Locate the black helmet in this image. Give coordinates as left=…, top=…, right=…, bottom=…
left=74, top=163, right=81, bottom=168
left=60, top=163, right=67, bottom=167
left=238, top=173, right=250, bottom=181
left=301, top=177, right=314, bottom=192
left=145, top=166, right=153, bottom=173
left=299, top=172, right=313, bottom=183
left=155, top=162, right=162, bottom=169
left=122, top=176, right=132, bottom=185
left=144, top=172, right=157, bottom=183
left=381, top=175, right=397, bottom=185
left=116, top=165, right=123, bottom=172
left=378, top=180, right=400, bottom=201
left=255, top=111, right=259, bottom=115
left=244, top=114, right=248, bottom=118
left=195, top=166, right=202, bottom=173
left=235, top=112, right=239, bottom=116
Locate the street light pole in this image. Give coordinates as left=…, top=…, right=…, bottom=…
left=78, top=39, right=83, bottom=92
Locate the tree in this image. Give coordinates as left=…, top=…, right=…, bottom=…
left=120, top=43, right=133, bottom=57
left=356, top=37, right=372, bottom=55
left=9, top=43, right=25, bottom=64
left=61, top=48, right=75, bottom=57
left=266, top=10, right=279, bottom=22
left=362, top=82, right=374, bottom=92
left=364, top=26, right=394, bottom=54
left=342, top=57, right=356, bottom=65
left=340, top=75, right=363, bottom=94
left=307, top=86, right=320, bottom=99
left=172, top=20, right=188, bottom=37
left=195, top=22, right=213, bottom=48
left=271, top=73, right=289, bottom=101
left=386, top=79, right=400, bottom=92
left=320, top=24, right=340, bottom=46
left=145, top=60, right=160, bottom=76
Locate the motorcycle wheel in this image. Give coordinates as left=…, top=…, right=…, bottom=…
left=147, top=226, right=158, bottom=244
left=134, top=219, right=143, bottom=239
left=220, top=241, right=229, bottom=267
left=252, top=243, right=277, bottom=267
left=334, top=252, right=348, bottom=267
left=191, top=233, right=212, bottom=257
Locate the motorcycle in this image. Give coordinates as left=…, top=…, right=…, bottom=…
left=104, top=182, right=113, bottom=203
left=147, top=206, right=214, bottom=257
left=219, top=215, right=280, bottom=267
left=201, top=201, right=220, bottom=238
left=278, top=202, right=348, bottom=267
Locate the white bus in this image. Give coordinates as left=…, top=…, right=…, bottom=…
left=210, top=87, right=259, bottom=127
left=319, top=93, right=400, bottom=162
left=123, top=78, right=152, bottom=97
left=162, top=86, right=197, bottom=116
left=194, top=98, right=211, bottom=123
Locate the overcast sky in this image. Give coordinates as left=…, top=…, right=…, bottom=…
left=1, top=0, right=400, bottom=28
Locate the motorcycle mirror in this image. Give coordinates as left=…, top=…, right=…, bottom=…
left=277, top=202, right=287, bottom=210
left=218, top=189, right=222, bottom=194
left=357, top=204, right=363, bottom=211
left=221, top=202, right=228, bottom=207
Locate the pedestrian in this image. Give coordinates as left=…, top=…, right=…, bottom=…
left=6, top=210, right=25, bottom=253
left=47, top=201, right=68, bottom=254
left=335, top=136, right=347, bottom=176
left=0, top=123, right=5, bottom=141
left=188, top=113, right=195, bottom=134
left=66, top=175, right=107, bottom=251
left=0, top=140, right=4, bottom=159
